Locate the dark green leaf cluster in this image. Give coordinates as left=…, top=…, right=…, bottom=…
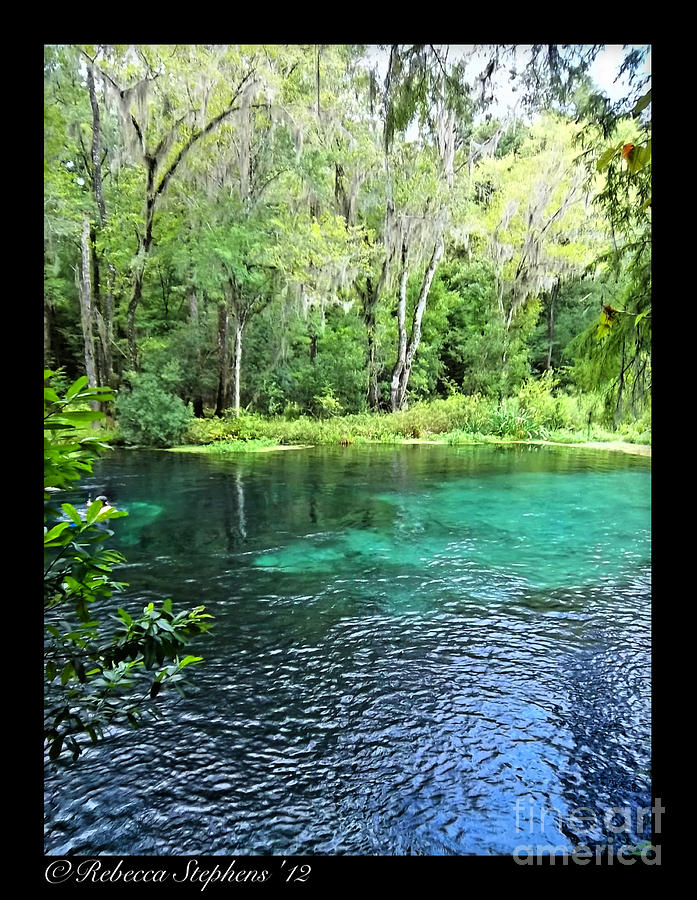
left=116, top=372, right=194, bottom=447
left=44, top=372, right=213, bottom=762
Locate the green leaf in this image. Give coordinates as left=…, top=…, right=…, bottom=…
left=85, top=499, right=102, bottom=525
left=60, top=662, right=74, bottom=685
left=66, top=376, right=89, bottom=399
left=117, top=608, right=133, bottom=626
left=630, top=140, right=651, bottom=174
left=635, top=310, right=650, bottom=326
left=95, top=507, right=128, bottom=522
left=179, top=655, right=203, bottom=667
left=56, top=410, right=105, bottom=426
left=44, top=521, right=71, bottom=542
left=631, top=89, right=651, bottom=118
left=596, top=142, right=623, bottom=172
left=61, top=503, right=82, bottom=525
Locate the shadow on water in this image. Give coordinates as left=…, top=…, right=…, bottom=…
left=45, top=444, right=651, bottom=856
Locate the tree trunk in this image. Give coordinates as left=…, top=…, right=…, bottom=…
left=104, top=285, right=114, bottom=383
left=389, top=242, right=409, bottom=412
left=546, top=284, right=556, bottom=370
left=215, top=300, right=230, bottom=417
left=189, top=289, right=199, bottom=322
left=44, top=301, right=53, bottom=367
left=614, top=338, right=626, bottom=428
left=361, top=262, right=387, bottom=410
left=87, top=64, right=106, bottom=223
left=127, top=204, right=154, bottom=371
left=105, top=66, right=258, bottom=370
left=390, top=237, right=444, bottom=412
left=89, top=227, right=103, bottom=387
left=232, top=318, right=244, bottom=417
left=87, top=63, right=115, bottom=390
left=79, top=216, right=99, bottom=417
left=366, top=313, right=379, bottom=410
left=189, top=289, right=204, bottom=417
left=127, top=272, right=143, bottom=371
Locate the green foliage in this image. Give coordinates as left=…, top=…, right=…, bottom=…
left=291, top=309, right=368, bottom=415
left=116, top=373, right=194, bottom=447
left=528, top=278, right=602, bottom=375
left=436, top=259, right=535, bottom=398
left=180, top=385, right=607, bottom=449
left=516, top=370, right=571, bottom=431
left=44, top=372, right=213, bottom=762
left=43, top=45, right=650, bottom=448
left=137, top=323, right=218, bottom=409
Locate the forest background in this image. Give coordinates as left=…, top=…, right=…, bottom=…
left=43, top=44, right=652, bottom=450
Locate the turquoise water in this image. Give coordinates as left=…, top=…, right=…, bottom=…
left=255, top=469, right=647, bottom=592
left=44, top=444, right=651, bottom=856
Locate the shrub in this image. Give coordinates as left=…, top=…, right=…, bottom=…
left=516, top=371, right=571, bottom=432
left=116, top=374, right=193, bottom=447
left=176, top=389, right=649, bottom=450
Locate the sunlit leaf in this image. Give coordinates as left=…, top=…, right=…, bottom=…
left=61, top=503, right=82, bottom=525
left=596, top=141, right=623, bottom=172
left=44, top=521, right=71, bottom=542
left=85, top=499, right=102, bottom=525
left=65, top=376, right=89, bottom=399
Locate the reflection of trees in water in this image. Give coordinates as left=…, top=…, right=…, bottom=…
left=222, top=471, right=247, bottom=553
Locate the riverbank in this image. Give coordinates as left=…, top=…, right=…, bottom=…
left=168, top=436, right=650, bottom=457
left=547, top=440, right=651, bottom=456
left=174, top=395, right=650, bottom=455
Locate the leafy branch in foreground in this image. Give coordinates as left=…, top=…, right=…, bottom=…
left=44, top=370, right=213, bottom=762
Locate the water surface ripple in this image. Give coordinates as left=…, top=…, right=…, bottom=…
left=44, top=445, right=651, bottom=856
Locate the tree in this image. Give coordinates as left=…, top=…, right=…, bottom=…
left=44, top=371, right=213, bottom=761
left=44, top=44, right=651, bottom=437
left=571, top=52, right=651, bottom=421
left=377, top=45, right=472, bottom=410
left=85, top=44, right=267, bottom=368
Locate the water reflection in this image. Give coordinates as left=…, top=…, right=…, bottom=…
left=45, top=445, right=651, bottom=856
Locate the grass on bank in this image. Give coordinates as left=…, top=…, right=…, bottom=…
left=171, top=390, right=651, bottom=452
left=71, top=380, right=650, bottom=450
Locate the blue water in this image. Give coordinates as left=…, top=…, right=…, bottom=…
left=44, top=444, right=651, bottom=856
